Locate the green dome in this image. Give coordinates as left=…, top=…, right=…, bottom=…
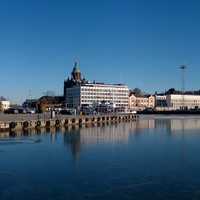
left=72, top=62, right=80, bottom=73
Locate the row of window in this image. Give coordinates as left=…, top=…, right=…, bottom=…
left=131, top=100, right=154, bottom=103
left=81, top=92, right=128, bottom=96
left=171, top=100, right=200, bottom=103
left=171, top=104, right=200, bottom=107
left=81, top=100, right=128, bottom=104
left=81, top=96, right=128, bottom=100
left=81, top=88, right=128, bottom=92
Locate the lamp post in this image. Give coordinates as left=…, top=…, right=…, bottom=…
left=179, top=65, right=187, bottom=110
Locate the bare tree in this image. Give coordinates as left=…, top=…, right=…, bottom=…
left=43, top=90, right=56, bottom=97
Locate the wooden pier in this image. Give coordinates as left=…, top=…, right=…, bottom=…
left=0, top=113, right=138, bottom=133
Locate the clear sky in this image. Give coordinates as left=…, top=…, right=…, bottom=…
left=0, top=0, right=200, bottom=103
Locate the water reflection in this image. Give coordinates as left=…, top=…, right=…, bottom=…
left=64, top=129, right=81, bottom=160
left=1, top=117, right=200, bottom=199
left=154, top=118, right=200, bottom=133
left=1, top=118, right=200, bottom=159
left=1, top=118, right=200, bottom=139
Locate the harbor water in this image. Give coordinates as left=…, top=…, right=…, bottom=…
left=1, top=116, right=200, bottom=199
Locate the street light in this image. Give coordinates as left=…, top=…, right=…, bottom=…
left=179, top=65, right=187, bottom=109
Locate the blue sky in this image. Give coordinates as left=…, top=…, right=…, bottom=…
left=0, top=0, right=200, bottom=103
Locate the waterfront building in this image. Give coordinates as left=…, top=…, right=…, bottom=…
left=129, top=93, right=155, bottom=111
left=37, top=96, right=65, bottom=112
left=166, top=94, right=200, bottom=110
left=64, top=62, right=88, bottom=98
left=64, top=63, right=129, bottom=111
left=155, top=95, right=167, bottom=107
left=23, top=99, right=38, bottom=109
left=0, top=97, right=10, bottom=111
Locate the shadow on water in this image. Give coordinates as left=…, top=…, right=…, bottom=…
left=63, top=128, right=81, bottom=160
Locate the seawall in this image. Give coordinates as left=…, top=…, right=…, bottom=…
left=0, top=113, right=138, bottom=133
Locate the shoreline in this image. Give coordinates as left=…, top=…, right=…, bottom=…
left=138, top=110, right=200, bottom=115
left=139, top=114, right=200, bottom=120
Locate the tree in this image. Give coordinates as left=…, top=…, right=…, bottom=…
left=165, top=88, right=181, bottom=95
left=131, top=88, right=144, bottom=96
left=43, top=90, right=55, bottom=97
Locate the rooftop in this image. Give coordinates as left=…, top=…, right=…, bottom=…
left=82, top=82, right=128, bottom=87
left=0, top=96, right=7, bottom=101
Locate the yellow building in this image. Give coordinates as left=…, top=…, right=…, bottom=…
left=129, top=94, right=155, bottom=111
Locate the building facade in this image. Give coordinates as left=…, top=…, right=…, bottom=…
left=23, top=99, right=38, bottom=109
left=64, top=63, right=129, bottom=111
left=37, top=96, right=65, bottom=112
left=66, top=83, right=129, bottom=109
left=0, top=97, right=10, bottom=111
left=166, top=94, right=200, bottom=110
left=155, top=95, right=167, bottom=107
left=129, top=94, right=155, bottom=111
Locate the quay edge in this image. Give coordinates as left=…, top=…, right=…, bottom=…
left=0, top=114, right=138, bottom=133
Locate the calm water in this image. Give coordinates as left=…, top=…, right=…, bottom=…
left=1, top=117, right=200, bottom=200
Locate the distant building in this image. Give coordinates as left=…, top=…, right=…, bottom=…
left=0, top=97, right=10, bottom=111
left=64, top=62, right=129, bottom=111
left=23, top=99, right=38, bottom=109
left=155, top=95, right=167, bottom=107
left=64, top=62, right=88, bottom=97
left=37, top=96, right=65, bottom=112
left=166, top=94, right=200, bottom=110
left=129, top=93, right=155, bottom=111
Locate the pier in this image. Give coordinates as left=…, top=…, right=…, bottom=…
left=0, top=113, right=138, bottom=133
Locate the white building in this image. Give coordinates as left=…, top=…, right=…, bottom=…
left=0, top=100, right=10, bottom=111
left=166, top=94, right=200, bottom=110
left=66, top=83, right=129, bottom=110
left=64, top=63, right=129, bottom=111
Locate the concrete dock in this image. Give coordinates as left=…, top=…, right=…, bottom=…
left=0, top=113, right=138, bottom=132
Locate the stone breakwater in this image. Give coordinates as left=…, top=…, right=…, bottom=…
left=0, top=114, right=138, bottom=132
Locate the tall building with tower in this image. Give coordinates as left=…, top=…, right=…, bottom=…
left=71, top=62, right=82, bottom=82
left=64, top=62, right=129, bottom=111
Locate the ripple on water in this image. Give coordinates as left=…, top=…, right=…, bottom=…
left=0, top=171, right=17, bottom=197
left=0, top=184, right=78, bottom=200
left=0, top=138, right=42, bottom=146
